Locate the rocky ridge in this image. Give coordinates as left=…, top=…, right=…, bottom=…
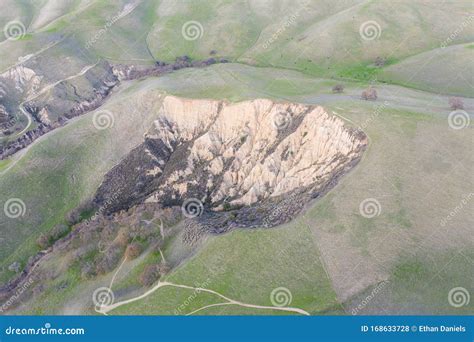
left=0, top=57, right=227, bottom=160
left=95, top=95, right=368, bottom=235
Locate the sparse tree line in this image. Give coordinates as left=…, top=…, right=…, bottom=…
left=330, top=56, right=465, bottom=109
left=29, top=201, right=181, bottom=301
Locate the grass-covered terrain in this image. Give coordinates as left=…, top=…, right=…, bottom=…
left=111, top=220, right=341, bottom=315
left=0, top=84, right=164, bottom=282
left=1, top=1, right=473, bottom=93
left=0, top=0, right=472, bottom=316
left=3, top=62, right=471, bottom=315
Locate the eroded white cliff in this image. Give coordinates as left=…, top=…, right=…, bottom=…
left=145, top=96, right=367, bottom=209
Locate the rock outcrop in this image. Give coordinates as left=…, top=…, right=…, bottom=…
left=0, top=57, right=229, bottom=160
left=95, top=96, right=367, bottom=234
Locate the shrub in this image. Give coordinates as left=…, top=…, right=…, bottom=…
left=223, top=202, right=232, bottom=211
left=65, top=200, right=96, bottom=226
left=139, top=264, right=160, bottom=287
left=36, top=224, right=70, bottom=249
left=50, top=224, right=69, bottom=241
left=332, top=84, right=344, bottom=93
left=95, top=245, right=123, bottom=275
left=36, top=234, right=51, bottom=249
left=374, top=56, right=386, bottom=67
left=157, top=262, right=171, bottom=276
left=125, top=243, right=142, bottom=259
left=361, top=88, right=378, bottom=101
left=114, top=229, right=130, bottom=246
left=81, top=262, right=96, bottom=280
left=449, top=97, right=464, bottom=110
left=65, top=209, right=81, bottom=226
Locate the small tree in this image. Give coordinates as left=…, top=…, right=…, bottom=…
left=114, top=229, right=130, bottom=246
left=50, top=224, right=69, bottom=241
left=65, top=200, right=95, bottom=226
left=449, top=97, right=464, bottom=110
left=361, top=88, right=378, bottom=101
left=157, top=261, right=171, bottom=276
left=332, top=84, right=344, bottom=93
left=125, top=243, right=141, bottom=260
left=374, top=56, right=386, bottom=67
left=36, top=234, right=51, bottom=249
left=80, top=262, right=96, bottom=280
left=139, top=264, right=160, bottom=287
left=95, top=245, right=123, bottom=275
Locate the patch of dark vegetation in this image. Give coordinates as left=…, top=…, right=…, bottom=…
left=112, top=56, right=229, bottom=81
left=361, top=87, right=378, bottom=101
left=0, top=203, right=179, bottom=311
left=139, top=262, right=169, bottom=287
left=374, top=56, right=386, bottom=67
left=65, top=200, right=97, bottom=226
left=36, top=224, right=70, bottom=249
left=449, top=97, right=464, bottom=110
left=0, top=122, right=58, bottom=159
left=332, top=84, right=344, bottom=93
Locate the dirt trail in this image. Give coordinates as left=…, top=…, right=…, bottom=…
left=14, top=61, right=100, bottom=139
left=97, top=281, right=310, bottom=316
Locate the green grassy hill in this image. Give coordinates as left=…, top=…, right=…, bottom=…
left=1, top=0, right=473, bottom=94
left=4, top=63, right=472, bottom=315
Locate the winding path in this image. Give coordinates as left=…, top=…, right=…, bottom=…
left=14, top=61, right=100, bottom=138
left=96, top=281, right=310, bottom=316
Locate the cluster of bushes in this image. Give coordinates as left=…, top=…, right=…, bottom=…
left=36, top=224, right=70, bottom=249
left=361, top=87, right=378, bottom=101
left=139, top=262, right=170, bottom=287
left=332, top=84, right=344, bottom=93
left=49, top=202, right=179, bottom=287
left=449, top=97, right=464, bottom=110
left=125, top=243, right=142, bottom=259
left=65, top=200, right=97, bottom=226
left=95, top=244, right=125, bottom=275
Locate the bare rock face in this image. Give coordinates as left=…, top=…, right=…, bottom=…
left=95, top=96, right=367, bottom=234
left=0, top=66, right=43, bottom=136
left=0, top=61, right=119, bottom=159
left=0, top=65, right=43, bottom=96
